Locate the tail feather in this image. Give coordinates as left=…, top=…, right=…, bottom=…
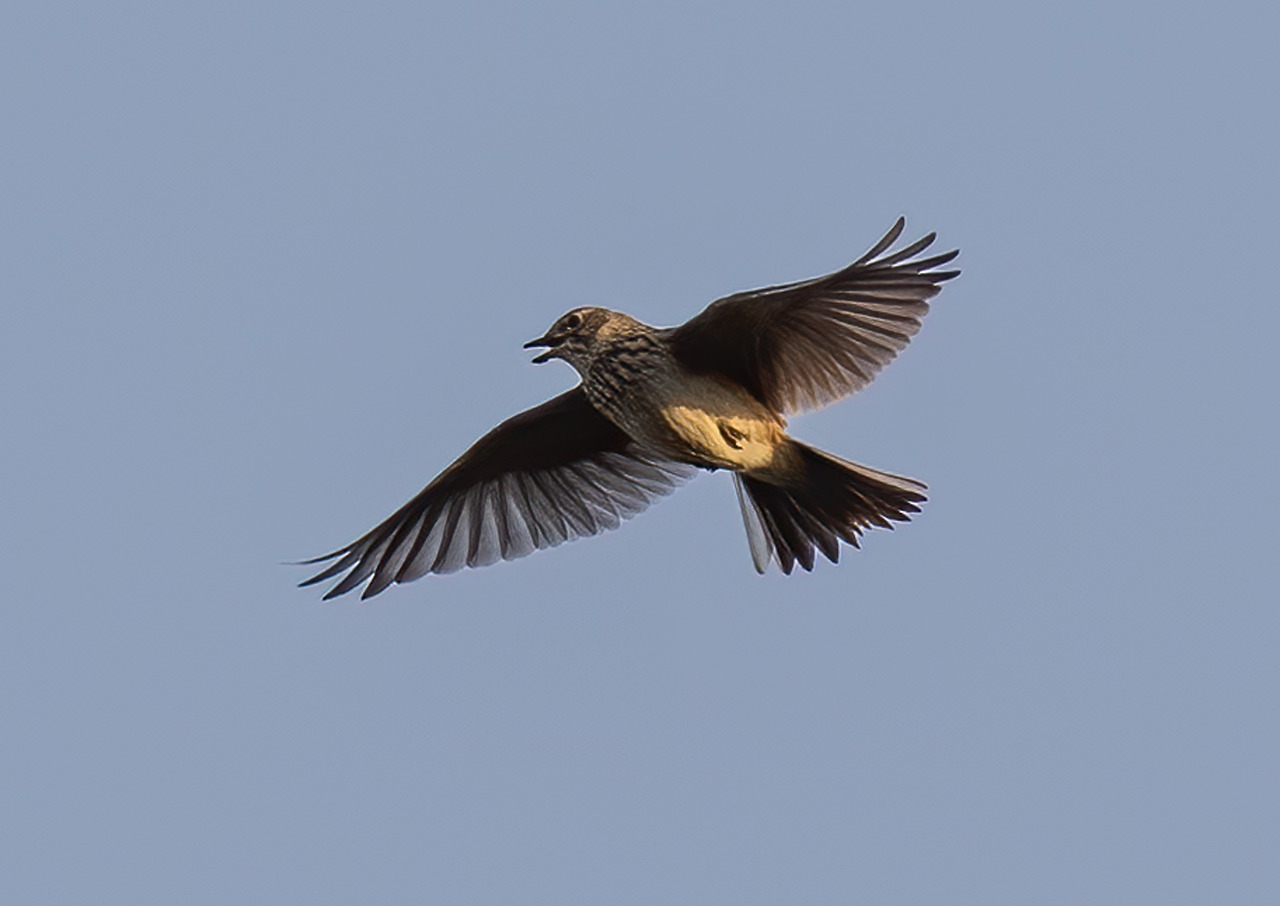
left=734, top=443, right=926, bottom=574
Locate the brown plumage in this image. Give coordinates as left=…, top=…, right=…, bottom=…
left=300, top=218, right=959, bottom=599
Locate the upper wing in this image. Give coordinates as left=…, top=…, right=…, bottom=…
left=300, top=388, right=694, bottom=600
left=666, top=218, right=960, bottom=414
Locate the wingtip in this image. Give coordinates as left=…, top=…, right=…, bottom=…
left=852, top=218, right=908, bottom=266
left=880, top=216, right=907, bottom=248
left=292, top=548, right=348, bottom=566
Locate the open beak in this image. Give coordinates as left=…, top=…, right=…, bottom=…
left=523, top=335, right=557, bottom=364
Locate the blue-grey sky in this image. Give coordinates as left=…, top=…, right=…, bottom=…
left=3, top=2, right=1277, bottom=903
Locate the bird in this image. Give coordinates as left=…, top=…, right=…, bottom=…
left=299, top=217, right=959, bottom=599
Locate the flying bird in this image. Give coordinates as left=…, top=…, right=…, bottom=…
left=301, top=218, right=959, bottom=599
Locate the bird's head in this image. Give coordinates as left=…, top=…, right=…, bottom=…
left=524, top=307, right=614, bottom=371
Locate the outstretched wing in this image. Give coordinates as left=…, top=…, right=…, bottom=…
left=666, top=218, right=960, bottom=414
left=300, top=388, right=694, bottom=600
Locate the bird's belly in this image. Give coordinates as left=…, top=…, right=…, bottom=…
left=655, top=405, right=777, bottom=470
left=646, top=376, right=787, bottom=471
left=584, top=349, right=787, bottom=471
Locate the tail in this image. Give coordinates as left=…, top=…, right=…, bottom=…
left=733, top=442, right=927, bottom=574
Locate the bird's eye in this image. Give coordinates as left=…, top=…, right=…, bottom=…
left=563, top=313, right=582, bottom=331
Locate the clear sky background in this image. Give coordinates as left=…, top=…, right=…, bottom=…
left=3, top=2, right=1277, bottom=903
